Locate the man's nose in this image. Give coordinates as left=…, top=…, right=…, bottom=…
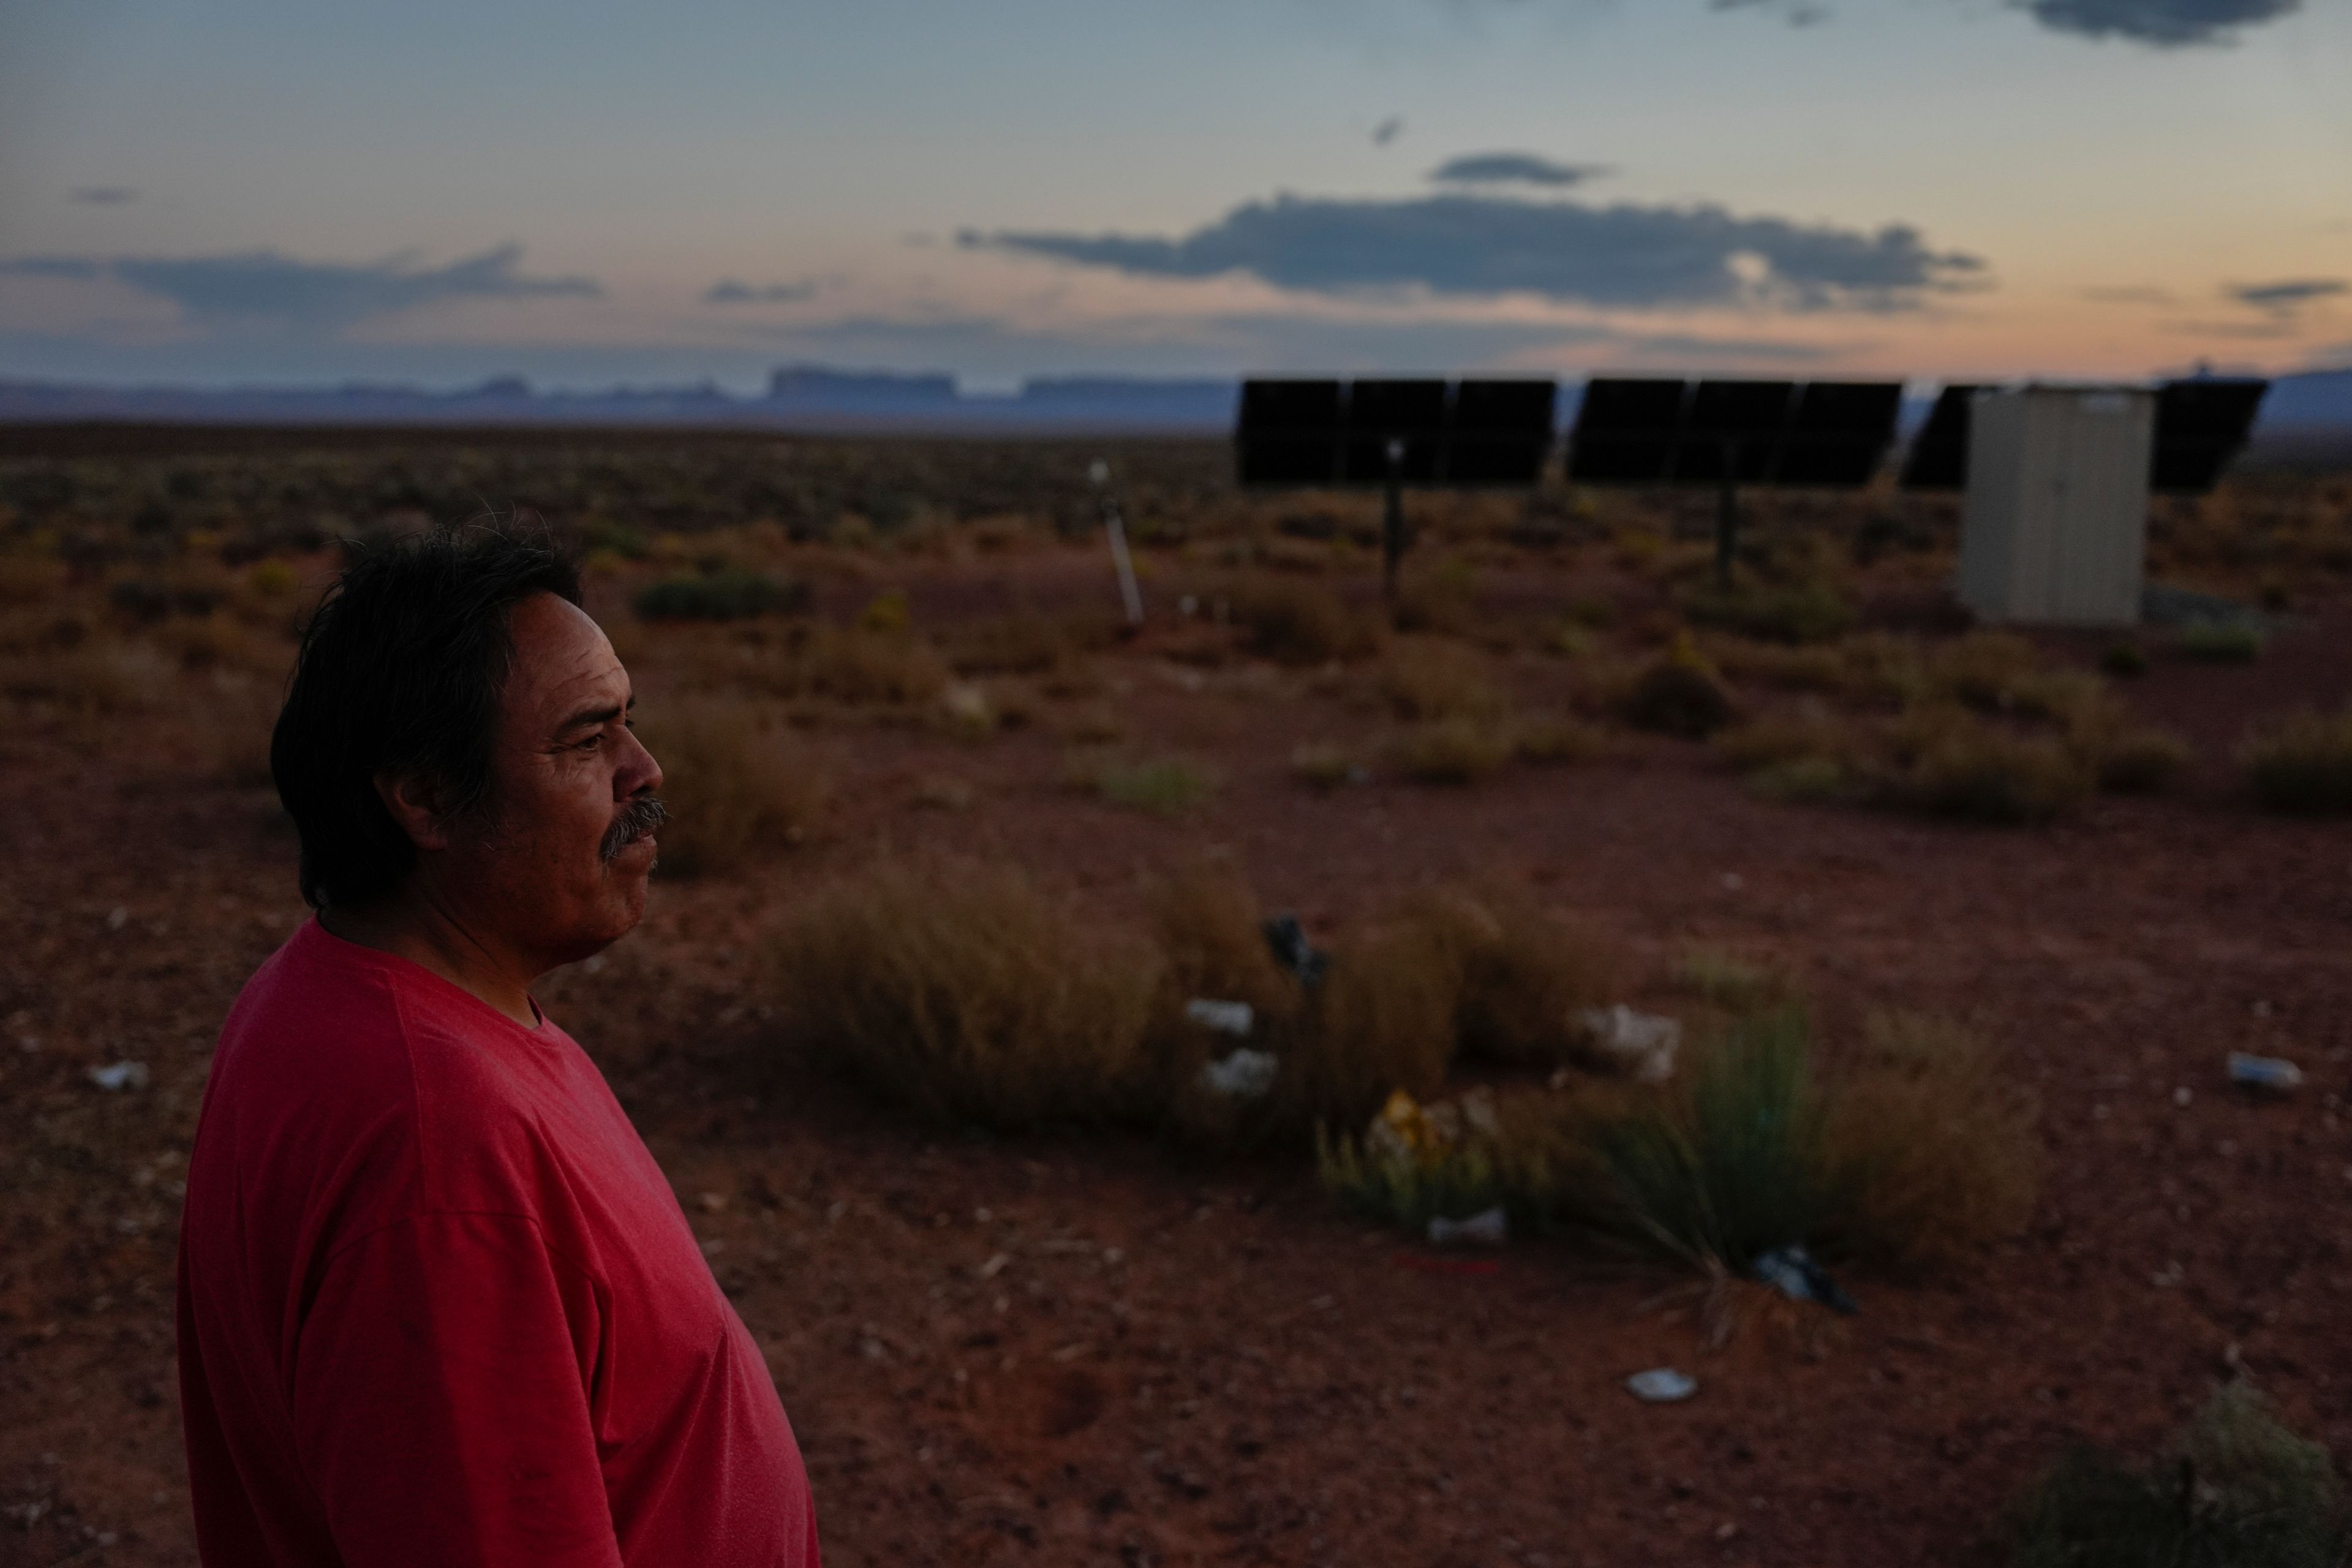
left=619, top=727, right=663, bottom=798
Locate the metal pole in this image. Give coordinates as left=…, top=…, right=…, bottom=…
left=1089, top=460, right=1144, bottom=627
left=1714, top=440, right=1739, bottom=589
left=1382, top=436, right=1406, bottom=614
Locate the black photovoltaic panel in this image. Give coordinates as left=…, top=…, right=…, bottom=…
left=1897, top=384, right=1978, bottom=491
left=1340, top=379, right=1447, bottom=483
left=1566, top=378, right=1899, bottom=488
left=2152, top=379, right=2267, bottom=494
left=1235, top=379, right=1344, bottom=486
left=1235, top=377, right=1557, bottom=488
left=1447, top=379, right=1558, bottom=484
left=1564, top=377, right=1686, bottom=483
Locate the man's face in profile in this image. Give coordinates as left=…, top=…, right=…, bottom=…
left=447, top=592, right=665, bottom=966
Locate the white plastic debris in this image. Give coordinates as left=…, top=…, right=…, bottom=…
left=1580, top=1005, right=1681, bottom=1083
left=1183, top=998, right=1255, bottom=1037
left=1626, top=1368, right=1697, bottom=1403
left=2228, top=1052, right=2304, bottom=1093
left=88, top=1061, right=149, bottom=1092
left=1427, top=1207, right=1508, bottom=1247
left=1752, top=1243, right=1858, bottom=1314
left=1197, top=1047, right=1280, bottom=1099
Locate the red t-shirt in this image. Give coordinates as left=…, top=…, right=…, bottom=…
left=176, top=919, right=820, bottom=1566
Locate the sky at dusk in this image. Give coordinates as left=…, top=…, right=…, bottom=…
left=2, top=0, right=2348, bottom=390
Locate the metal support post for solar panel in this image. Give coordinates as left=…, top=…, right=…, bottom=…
left=1381, top=437, right=1407, bottom=612
left=1089, top=459, right=1144, bottom=627
left=1714, top=441, right=1740, bottom=589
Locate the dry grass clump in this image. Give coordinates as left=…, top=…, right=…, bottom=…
left=794, top=625, right=952, bottom=705
left=1671, top=946, right=1787, bottom=1013
left=2180, top=619, right=2264, bottom=663
left=2242, top=708, right=2352, bottom=813
left=1091, top=756, right=1216, bottom=815
left=1289, top=742, right=1360, bottom=791
left=1142, top=858, right=1305, bottom=1140
left=1682, top=576, right=1856, bottom=645
left=1232, top=579, right=1382, bottom=665
left=1378, top=635, right=1507, bottom=722
left=0, top=643, right=173, bottom=717
left=1619, top=635, right=1738, bottom=738
left=1405, top=888, right=1614, bottom=1069
left=634, top=569, right=809, bottom=622
left=767, top=857, right=1161, bottom=1130
left=1273, top=918, right=1461, bottom=1132
left=2066, top=705, right=2192, bottom=794
left=2008, top=1387, right=2345, bottom=1568
left=1385, top=717, right=1515, bottom=785
left=1512, top=712, right=1609, bottom=766
left=1875, top=706, right=2094, bottom=824
left=0, top=554, right=66, bottom=606
left=1818, top=1012, right=2039, bottom=1268
left=948, top=610, right=1115, bottom=676
left=636, top=702, right=829, bottom=876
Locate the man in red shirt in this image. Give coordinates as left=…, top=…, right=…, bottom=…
left=177, top=529, right=820, bottom=1566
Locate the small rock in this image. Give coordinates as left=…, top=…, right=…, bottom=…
left=105, top=907, right=128, bottom=931
left=1626, top=1367, right=1697, bottom=1403
left=88, top=1061, right=149, bottom=1092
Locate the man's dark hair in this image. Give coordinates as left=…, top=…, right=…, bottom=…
left=272, top=527, right=582, bottom=908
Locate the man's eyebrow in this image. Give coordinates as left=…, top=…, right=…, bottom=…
left=553, top=693, right=635, bottom=736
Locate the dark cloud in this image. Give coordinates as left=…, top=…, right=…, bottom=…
left=705, top=278, right=818, bottom=304
left=1711, top=0, right=1832, bottom=27
left=2015, top=0, right=2298, bottom=45
left=0, top=256, right=105, bottom=279
left=1428, top=153, right=1609, bottom=188
left=1371, top=115, right=1405, bottom=147
left=965, top=192, right=1983, bottom=312
left=69, top=187, right=137, bottom=205
left=26, top=244, right=601, bottom=333
left=2227, top=277, right=2346, bottom=315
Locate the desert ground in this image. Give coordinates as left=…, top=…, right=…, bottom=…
left=6, top=425, right=2352, bottom=1566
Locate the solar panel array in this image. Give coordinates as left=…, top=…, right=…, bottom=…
left=1897, top=379, right=2267, bottom=494
left=1235, top=378, right=1557, bottom=488
left=1564, top=378, right=1905, bottom=489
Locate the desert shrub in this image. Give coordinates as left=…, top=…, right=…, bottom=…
left=2009, top=1387, right=2345, bottom=1568
left=2069, top=709, right=2192, bottom=794
left=1714, top=710, right=1854, bottom=774
left=797, top=625, right=951, bottom=704
left=2100, top=640, right=2149, bottom=677
left=1142, top=858, right=1305, bottom=1140
left=1232, top=579, right=1382, bottom=665
left=767, top=857, right=1161, bottom=1130
left=1513, top=712, right=1608, bottom=765
left=1874, top=707, right=2094, bottom=824
left=1385, top=718, right=1515, bottom=785
left=2181, top=619, right=2264, bottom=663
left=1681, top=578, right=1856, bottom=644
left=1273, top=920, right=1463, bottom=1134
left=1619, top=635, right=1737, bottom=738
left=0, top=644, right=171, bottom=715
left=1392, top=559, right=1477, bottom=637
left=1929, top=631, right=2043, bottom=710
left=636, top=704, right=828, bottom=876
left=1671, top=946, right=1785, bottom=1013
left=1379, top=636, right=1507, bottom=722
left=634, top=569, right=809, bottom=622
left=0, top=555, right=66, bottom=605
left=1747, top=756, right=1853, bottom=805
left=1406, top=888, right=1613, bottom=1069
left=1819, top=1012, right=2038, bottom=1268
left=1095, top=756, right=1215, bottom=815
left=2243, top=708, right=2352, bottom=813
left=949, top=610, right=1112, bottom=676
left=1289, top=743, right=1359, bottom=791
left=858, top=589, right=911, bottom=633
left=1554, top=1009, right=1835, bottom=1273
left=1316, top=1091, right=1516, bottom=1231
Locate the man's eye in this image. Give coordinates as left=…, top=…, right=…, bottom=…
left=577, top=735, right=601, bottom=751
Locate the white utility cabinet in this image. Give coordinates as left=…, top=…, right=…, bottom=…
left=1957, top=385, right=2155, bottom=627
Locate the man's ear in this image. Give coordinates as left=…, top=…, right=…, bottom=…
left=372, top=769, right=459, bottom=853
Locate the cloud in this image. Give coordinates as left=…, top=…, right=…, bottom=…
left=1427, top=152, right=1609, bottom=188
left=69, top=187, right=137, bottom=205
left=1712, top=0, right=1833, bottom=27
left=1372, top=115, right=1405, bottom=146
left=2013, top=0, right=2299, bottom=45
left=704, top=278, right=819, bottom=304
left=8, top=244, right=600, bottom=333
left=0, top=256, right=105, bottom=280
left=2226, top=277, right=2346, bottom=315
left=965, top=192, right=1983, bottom=312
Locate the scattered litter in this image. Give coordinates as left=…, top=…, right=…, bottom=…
left=1752, top=1244, right=1858, bottom=1314
left=88, top=1060, right=149, bottom=1092
left=940, top=682, right=993, bottom=729
left=1183, top=998, right=1254, bottom=1036
left=1427, top=1207, right=1508, bottom=1247
left=2228, top=1052, right=2304, bottom=1093
left=1262, top=914, right=1329, bottom=986
left=1580, top=1005, right=1681, bottom=1083
left=977, top=1251, right=1013, bottom=1280
left=1626, top=1368, right=1697, bottom=1403
left=105, top=907, right=128, bottom=932
left=2174, top=1086, right=2195, bottom=1107
left=1392, top=1251, right=1501, bottom=1278
left=1197, top=1048, right=1280, bottom=1099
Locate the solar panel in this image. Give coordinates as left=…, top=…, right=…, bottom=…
left=1236, top=379, right=1344, bottom=486
left=1340, top=379, right=1447, bottom=484
left=1775, top=381, right=1905, bottom=486
left=2150, top=379, right=2267, bottom=494
left=1675, top=380, right=1795, bottom=483
left=1446, top=379, right=1557, bottom=484
left=1897, top=384, right=1978, bottom=491
left=1564, top=377, right=1686, bottom=484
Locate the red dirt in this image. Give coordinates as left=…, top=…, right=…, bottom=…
left=8, top=540, right=2352, bottom=1567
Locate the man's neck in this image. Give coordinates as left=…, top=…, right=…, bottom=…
left=319, top=891, right=542, bottom=1028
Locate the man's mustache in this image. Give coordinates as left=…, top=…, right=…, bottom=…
left=600, top=795, right=668, bottom=862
